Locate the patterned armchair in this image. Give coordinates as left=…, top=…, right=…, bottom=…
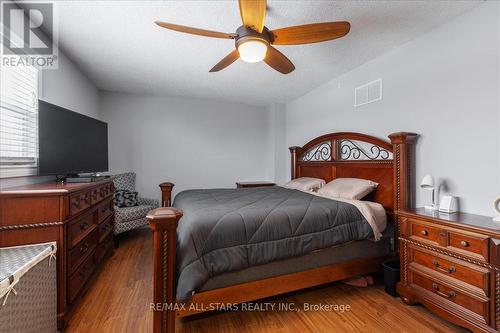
left=113, top=172, right=159, bottom=238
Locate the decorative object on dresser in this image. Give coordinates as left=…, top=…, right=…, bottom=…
left=0, top=179, right=115, bottom=330
left=148, top=131, right=418, bottom=333
left=397, top=208, right=500, bottom=333
left=235, top=181, right=276, bottom=188
left=439, top=195, right=458, bottom=214
left=420, top=174, right=438, bottom=211
left=494, top=197, right=500, bottom=223
left=112, top=172, right=159, bottom=242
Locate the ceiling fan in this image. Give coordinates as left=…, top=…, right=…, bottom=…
left=155, top=0, right=350, bottom=74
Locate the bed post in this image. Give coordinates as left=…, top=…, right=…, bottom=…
left=147, top=207, right=183, bottom=333
left=289, top=146, right=300, bottom=179
left=159, top=182, right=175, bottom=207
left=388, top=132, right=418, bottom=251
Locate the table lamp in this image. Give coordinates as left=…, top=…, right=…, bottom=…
left=420, top=174, right=438, bottom=211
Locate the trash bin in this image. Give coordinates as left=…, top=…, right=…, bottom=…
left=382, top=258, right=400, bottom=297
left=0, top=242, right=57, bottom=333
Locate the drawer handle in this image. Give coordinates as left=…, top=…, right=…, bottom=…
left=80, top=221, right=90, bottom=230
left=79, top=242, right=89, bottom=254
left=101, top=207, right=108, bottom=213
left=72, top=200, right=80, bottom=209
left=432, top=283, right=456, bottom=299
left=460, top=240, right=469, bottom=247
left=420, top=230, right=428, bottom=236
left=432, top=259, right=456, bottom=274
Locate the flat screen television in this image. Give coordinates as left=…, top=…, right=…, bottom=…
left=38, top=100, right=108, bottom=176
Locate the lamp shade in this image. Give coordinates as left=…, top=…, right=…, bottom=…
left=238, top=40, right=267, bottom=63
left=420, top=174, right=435, bottom=189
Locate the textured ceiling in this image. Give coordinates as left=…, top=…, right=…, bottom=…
left=52, top=0, right=481, bottom=106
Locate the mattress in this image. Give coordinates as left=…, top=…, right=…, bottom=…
left=173, top=186, right=387, bottom=301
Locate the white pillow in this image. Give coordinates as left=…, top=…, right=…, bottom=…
left=317, top=178, right=378, bottom=200
left=283, top=177, right=326, bottom=192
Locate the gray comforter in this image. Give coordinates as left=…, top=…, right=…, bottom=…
left=174, top=186, right=373, bottom=301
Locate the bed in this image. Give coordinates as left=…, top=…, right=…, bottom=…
left=147, top=131, right=418, bottom=333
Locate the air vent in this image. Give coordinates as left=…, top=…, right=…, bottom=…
left=354, top=79, right=382, bottom=107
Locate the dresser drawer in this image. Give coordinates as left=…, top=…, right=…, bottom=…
left=410, top=270, right=489, bottom=323
left=68, top=250, right=96, bottom=303
left=97, top=232, right=114, bottom=263
left=410, top=246, right=489, bottom=295
left=70, top=191, right=91, bottom=216
left=98, top=216, right=113, bottom=242
left=97, top=199, right=113, bottom=224
left=448, top=230, right=489, bottom=262
left=409, top=219, right=441, bottom=245
left=91, top=183, right=113, bottom=205
left=407, top=218, right=490, bottom=262
left=68, top=212, right=97, bottom=248
left=68, top=229, right=98, bottom=275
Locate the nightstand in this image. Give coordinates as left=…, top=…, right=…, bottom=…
left=236, top=181, right=276, bottom=188
left=397, top=208, right=500, bottom=333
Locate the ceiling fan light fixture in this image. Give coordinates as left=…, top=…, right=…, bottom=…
left=156, top=1, right=351, bottom=74
left=237, top=40, right=268, bottom=63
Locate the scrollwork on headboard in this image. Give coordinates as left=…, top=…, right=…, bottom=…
left=339, top=139, right=393, bottom=161
left=297, top=133, right=394, bottom=163
left=300, top=141, right=331, bottom=161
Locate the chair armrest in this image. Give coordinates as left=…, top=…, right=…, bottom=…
left=138, top=197, right=159, bottom=207
left=159, top=182, right=175, bottom=207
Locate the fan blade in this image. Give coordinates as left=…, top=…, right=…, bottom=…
left=209, top=49, right=240, bottom=72
left=264, top=46, right=295, bottom=74
left=270, top=22, right=350, bottom=45
left=155, top=21, right=237, bottom=39
left=238, top=0, right=266, bottom=33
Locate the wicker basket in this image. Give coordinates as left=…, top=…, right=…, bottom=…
left=0, top=242, right=57, bottom=333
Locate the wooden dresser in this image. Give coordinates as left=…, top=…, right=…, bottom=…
left=0, top=179, right=115, bottom=329
left=397, top=208, right=500, bottom=333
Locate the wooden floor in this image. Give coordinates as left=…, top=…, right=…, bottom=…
left=66, top=228, right=469, bottom=333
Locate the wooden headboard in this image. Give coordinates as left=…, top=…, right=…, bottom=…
left=289, top=132, right=418, bottom=218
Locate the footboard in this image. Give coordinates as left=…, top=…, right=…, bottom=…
left=147, top=205, right=182, bottom=333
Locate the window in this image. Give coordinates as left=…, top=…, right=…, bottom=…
left=0, top=62, right=39, bottom=177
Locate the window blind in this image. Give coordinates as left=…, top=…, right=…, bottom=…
left=0, top=61, right=39, bottom=174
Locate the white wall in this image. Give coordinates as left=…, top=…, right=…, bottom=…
left=100, top=92, right=274, bottom=200
left=283, top=2, right=500, bottom=216
left=40, top=51, right=100, bottom=119
left=0, top=50, right=100, bottom=189
left=267, top=103, right=287, bottom=185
